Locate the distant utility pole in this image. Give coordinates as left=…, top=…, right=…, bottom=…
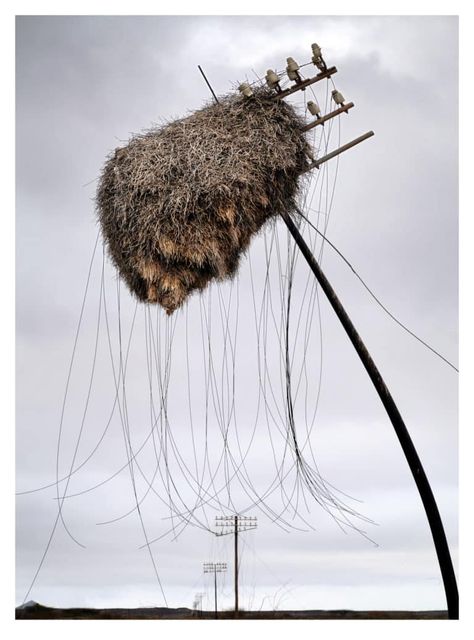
left=193, top=592, right=205, bottom=618
left=203, top=562, right=227, bottom=619
left=215, top=515, right=257, bottom=617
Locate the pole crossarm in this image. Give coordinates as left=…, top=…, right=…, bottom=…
left=215, top=515, right=257, bottom=536
left=302, top=131, right=375, bottom=173
left=301, top=102, right=354, bottom=132
left=215, top=516, right=257, bottom=521
left=203, top=562, right=227, bottom=573
left=215, top=525, right=257, bottom=536
left=271, top=66, right=337, bottom=100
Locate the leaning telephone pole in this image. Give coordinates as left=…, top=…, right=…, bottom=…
left=198, top=40, right=458, bottom=620
left=203, top=562, right=227, bottom=619
left=215, top=515, right=257, bottom=617
left=266, top=45, right=458, bottom=620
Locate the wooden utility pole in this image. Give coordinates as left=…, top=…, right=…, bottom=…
left=279, top=209, right=459, bottom=620
left=215, top=515, right=257, bottom=617
left=203, top=562, right=227, bottom=619
left=198, top=39, right=458, bottom=620
left=234, top=516, right=238, bottom=613
left=193, top=592, right=205, bottom=618
left=265, top=46, right=457, bottom=619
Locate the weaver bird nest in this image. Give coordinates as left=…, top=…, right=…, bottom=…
left=97, top=89, right=310, bottom=313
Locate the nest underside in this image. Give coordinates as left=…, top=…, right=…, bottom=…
left=97, top=89, right=309, bottom=313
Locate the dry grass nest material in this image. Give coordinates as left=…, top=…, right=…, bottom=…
left=97, top=88, right=310, bottom=314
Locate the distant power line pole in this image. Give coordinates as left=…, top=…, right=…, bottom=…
left=203, top=562, right=227, bottom=619
left=193, top=592, right=205, bottom=618
left=215, top=515, right=257, bottom=617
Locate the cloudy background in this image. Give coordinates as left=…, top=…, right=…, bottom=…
left=16, top=15, right=458, bottom=613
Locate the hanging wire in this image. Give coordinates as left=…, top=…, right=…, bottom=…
left=20, top=62, right=391, bottom=606
left=295, top=207, right=458, bottom=372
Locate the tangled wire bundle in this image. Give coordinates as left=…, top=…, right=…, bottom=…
left=97, top=89, right=310, bottom=313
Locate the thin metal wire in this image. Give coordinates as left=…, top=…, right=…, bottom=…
left=296, top=207, right=458, bottom=372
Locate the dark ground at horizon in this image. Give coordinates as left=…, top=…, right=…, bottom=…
left=15, top=602, right=448, bottom=620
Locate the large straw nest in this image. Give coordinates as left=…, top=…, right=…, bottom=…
left=97, top=88, right=310, bottom=313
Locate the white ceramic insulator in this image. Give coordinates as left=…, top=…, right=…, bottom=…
left=286, top=57, right=300, bottom=72
left=239, top=82, right=254, bottom=98
left=265, top=69, right=279, bottom=87
left=307, top=100, right=320, bottom=116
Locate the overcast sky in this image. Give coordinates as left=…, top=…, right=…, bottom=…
left=15, top=15, right=458, bottom=615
